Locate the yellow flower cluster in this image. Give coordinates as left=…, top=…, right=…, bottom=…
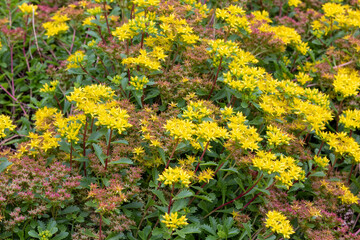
left=129, top=76, right=149, bottom=91
left=216, top=5, right=251, bottom=34
left=312, top=3, right=360, bottom=37
left=340, top=109, right=360, bottom=129
left=158, top=14, right=200, bottom=46
left=338, top=184, right=359, bottom=205
left=258, top=24, right=308, bottom=54
left=164, top=118, right=196, bottom=141
left=95, top=106, right=132, bottom=134
left=196, top=121, right=228, bottom=143
left=292, top=98, right=333, bottom=132
left=55, top=114, right=86, bottom=144
left=28, top=130, right=60, bottom=153
left=122, top=49, right=162, bottom=71
left=112, top=15, right=157, bottom=41
left=42, top=14, right=70, bottom=37
left=333, top=67, right=360, bottom=98
left=252, top=151, right=304, bottom=188
left=158, top=166, right=193, bottom=187
left=313, top=155, right=329, bottom=168
left=0, top=114, right=16, bottom=138
left=266, top=125, right=292, bottom=147
left=259, top=95, right=289, bottom=119
left=18, top=3, right=38, bottom=15
left=182, top=100, right=213, bottom=121
left=132, top=0, right=160, bottom=8
left=66, top=51, right=85, bottom=70
left=33, top=106, right=59, bottom=131
left=265, top=210, right=295, bottom=239
left=228, top=113, right=262, bottom=151
left=82, top=16, right=96, bottom=26
left=295, top=72, right=313, bottom=85
left=320, top=131, right=360, bottom=163
left=207, top=39, right=245, bottom=66
left=67, top=84, right=115, bottom=113
left=40, top=80, right=59, bottom=93
left=197, top=168, right=214, bottom=183
left=288, top=0, right=301, bottom=7
left=161, top=212, right=188, bottom=230
left=87, top=7, right=102, bottom=15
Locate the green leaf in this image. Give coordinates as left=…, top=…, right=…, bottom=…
left=52, top=232, right=69, bottom=240
left=83, top=229, right=98, bottom=238
left=173, top=189, right=193, bottom=201
left=175, top=226, right=201, bottom=238
left=87, top=131, right=104, bottom=143
left=59, top=206, right=80, bottom=215
left=111, top=139, right=129, bottom=145
left=0, top=159, right=12, bottom=173
left=28, top=230, right=39, bottom=238
left=309, top=171, right=326, bottom=177
left=151, top=189, right=168, bottom=205
left=109, top=158, right=133, bottom=165
left=144, top=89, right=160, bottom=101
left=158, top=148, right=166, bottom=165
left=92, top=143, right=106, bottom=166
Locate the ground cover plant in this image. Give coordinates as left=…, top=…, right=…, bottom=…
left=1, top=0, right=360, bottom=239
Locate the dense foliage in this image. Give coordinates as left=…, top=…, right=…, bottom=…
left=1, top=0, right=360, bottom=239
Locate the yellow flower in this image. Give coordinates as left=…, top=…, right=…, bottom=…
left=319, top=131, right=360, bottom=163
left=295, top=72, right=312, bottom=85
left=266, top=125, right=292, bottom=147
left=55, top=114, right=85, bottom=144
left=33, top=106, right=59, bottom=131
left=340, top=109, right=360, bottom=130
left=122, top=49, right=161, bottom=71
left=288, top=0, right=301, bottom=7
left=18, top=3, right=38, bottom=15
left=82, top=16, right=96, bottom=26
left=196, top=121, right=228, bottom=142
left=323, top=2, right=346, bottom=18
left=0, top=114, right=16, bottom=138
left=252, top=151, right=304, bottom=188
left=66, top=51, right=85, bottom=70
left=228, top=113, right=262, bottom=151
left=197, top=168, right=214, bottom=183
left=133, top=146, right=145, bottom=155
left=95, top=106, right=132, bottom=134
left=40, top=80, right=59, bottom=93
left=129, top=76, right=149, bottom=90
left=265, top=210, right=295, bottom=239
left=164, top=118, right=196, bottom=141
left=161, top=212, right=188, bottom=230
left=313, top=156, right=329, bottom=168
left=338, top=184, right=359, bottom=204
left=87, top=7, right=102, bottom=15
left=158, top=166, right=193, bottom=187
left=42, top=14, right=70, bottom=37
left=132, top=0, right=160, bottom=8
left=333, top=67, right=360, bottom=98
left=182, top=100, right=213, bottom=121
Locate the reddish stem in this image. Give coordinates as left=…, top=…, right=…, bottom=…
left=103, top=1, right=111, bottom=35
left=0, top=83, right=27, bottom=115
left=204, top=173, right=263, bottom=218
left=23, top=15, right=30, bottom=72
left=207, top=57, right=223, bottom=100
left=195, top=141, right=210, bottom=173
